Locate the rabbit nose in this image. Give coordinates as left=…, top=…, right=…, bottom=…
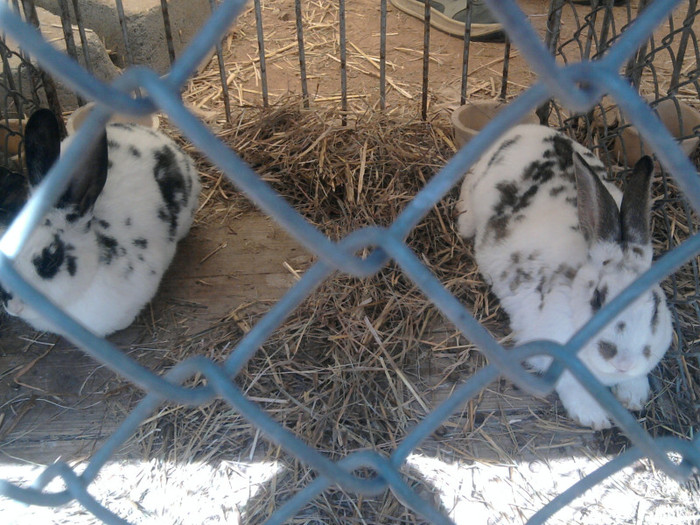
left=613, top=357, right=635, bottom=373
left=6, top=300, right=24, bottom=316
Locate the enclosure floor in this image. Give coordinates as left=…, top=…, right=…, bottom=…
left=0, top=211, right=307, bottom=462
left=0, top=206, right=594, bottom=464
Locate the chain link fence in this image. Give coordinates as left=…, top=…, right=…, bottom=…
left=0, top=0, right=699, bottom=523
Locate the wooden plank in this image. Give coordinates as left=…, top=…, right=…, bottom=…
left=0, top=211, right=306, bottom=463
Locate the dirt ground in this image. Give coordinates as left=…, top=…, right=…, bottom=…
left=188, top=0, right=695, bottom=122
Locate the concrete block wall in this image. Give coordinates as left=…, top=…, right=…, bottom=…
left=34, top=0, right=214, bottom=75
left=2, top=6, right=121, bottom=113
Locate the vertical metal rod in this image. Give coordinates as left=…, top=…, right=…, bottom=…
left=294, top=0, right=309, bottom=108
left=253, top=0, right=269, bottom=107
left=113, top=0, right=136, bottom=68
left=0, top=42, right=24, bottom=118
left=160, top=0, right=176, bottom=66
left=582, top=0, right=600, bottom=60
left=625, top=0, right=652, bottom=90
left=420, top=0, right=431, bottom=121
left=56, top=0, right=85, bottom=106
left=18, top=0, right=43, bottom=108
left=1, top=2, right=26, bottom=116
left=379, top=0, right=387, bottom=110
left=460, top=0, right=473, bottom=106
left=596, top=0, right=615, bottom=58
left=669, top=0, right=697, bottom=94
left=499, top=38, right=511, bottom=101
left=536, top=0, right=565, bottom=124
left=208, top=0, right=231, bottom=123
left=20, top=0, right=65, bottom=133
left=339, top=0, right=347, bottom=125
left=71, top=0, right=94, bottom=75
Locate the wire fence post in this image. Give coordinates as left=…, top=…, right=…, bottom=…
left=19, top=0, right=65, bottom=134
left=294, top=0, right=309, bottom=108
left=339, top=0, right=347, bottom=125
left=56, top=0, right=84, bottom=106
left=460, top=0, right=473, bottom=106
left=536, top=0, right=565, bottom=124
left=420, top=0, right=430, bottom=120
left=253, top=0, right=269, bottom=107
left=160, top=0, right=177, bottom=67
left=379, top=0, right=387, bottom=110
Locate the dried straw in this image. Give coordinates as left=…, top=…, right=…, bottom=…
left=150, top=97, right=699, bottom=523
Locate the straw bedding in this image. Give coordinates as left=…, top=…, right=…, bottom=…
left=146, top=99, right=699, bottom=522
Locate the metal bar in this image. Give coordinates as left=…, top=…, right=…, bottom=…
left=624, top=0, right=653, bottom=90
left=208, top=0, right=231, bottom=123
left=16, top=61, right=41, bottom=108
left=252, top=0, right=269, bottom=107
left=582, top=0, right=600, bottom=60
left=17, top=0, right=41, bottom=108
left=421, top=0, right=430, bottom=121
left=596, top=0, right=615, bottom=58
left=294, top=0, right=309, bottom=108
left=536, top=0, right=565, bottom=124
left=56, top=0, right=84, bottom=106
left=379, top=0, right=386, bottom=110
left=19, top=0, right=65, bottom=134
left=0, top=40, right=25, bottom=118
left=339, top=0, right=347, bottom=125
left=500, top=37, right=511, bottom=100
left=71, top=0, right=94, bottom=75
left=460, top=0, right=473, bottom=106
left=160, top=0, right=176, bottom=66
left=669, top=0, right=698, bottom=94
left=113, top=0, right=136, bottom=68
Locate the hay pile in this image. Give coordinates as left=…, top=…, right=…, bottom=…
left=147, top=100, right=699, bottom=523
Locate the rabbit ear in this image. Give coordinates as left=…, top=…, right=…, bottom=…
left=25, top=108, right=108, bottom=217
left=573, top=152, right=621, bottom=245
left=57, top=131, right=108, bottom=216
left=620, top=155, right=654, bottom=245
left=24, top=108, right=61, bottom=187
left=0, top=166, right=28, bottom=222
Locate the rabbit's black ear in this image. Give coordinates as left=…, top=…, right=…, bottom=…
left=573, top=152, right=622, bottom=245
left=58, top=131, right=108, bottom=217
left=24, top=108, right=61, bottom=187
left=25, top=108, right=108, bottom=217
left=620, top=155, right=654, bottom=246
left=0, top=166, right=28, bottom=223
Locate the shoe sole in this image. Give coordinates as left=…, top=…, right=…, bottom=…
left=390, top=0, right=504, bottom=41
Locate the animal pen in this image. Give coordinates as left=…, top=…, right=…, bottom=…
left=0, top=0, right=699, bottom=523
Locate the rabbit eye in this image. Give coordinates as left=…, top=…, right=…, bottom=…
left=598, top=341, right=618, bottom=360
left=590, top=285, right=608, bottom=312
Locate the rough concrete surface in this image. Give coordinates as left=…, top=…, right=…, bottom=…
left=34, top=0, right=214, bottom=75
left=3, top=7, right=120, bottom=113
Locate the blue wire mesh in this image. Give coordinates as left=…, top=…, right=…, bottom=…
left=0, top=0, right=699, bottom=523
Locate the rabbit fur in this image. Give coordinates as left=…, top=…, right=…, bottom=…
left=456, top=124, right=672, bottom=429
left=0, top=109, right=201, bottom=337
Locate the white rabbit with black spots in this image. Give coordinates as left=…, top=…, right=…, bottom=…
left=0, top=109, right=201, bottom=337
left=457, top=124, right=672, bottom=429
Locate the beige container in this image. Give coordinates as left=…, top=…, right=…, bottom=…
left=593, top=96, right=700, bottom=165
left=66, top=102, right=160, bottom=135
left=451, top=100, right=540, bottom=149
left=0, top=119, right=24, bottom=157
